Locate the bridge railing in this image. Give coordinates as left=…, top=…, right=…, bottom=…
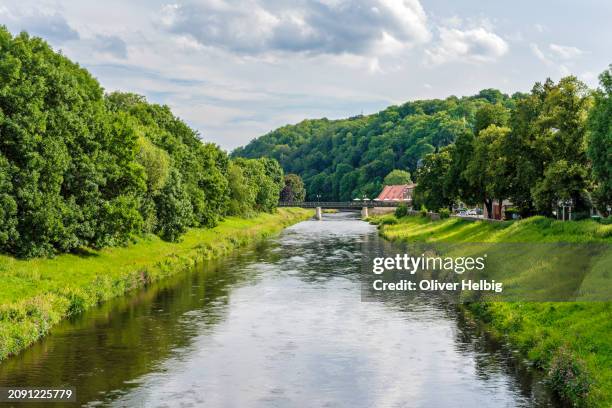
left=278, top=201, right=410, bottom=208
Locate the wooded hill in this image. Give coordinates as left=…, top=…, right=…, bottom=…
left=233, top=69, right=611, bottom=219
left=232, top=89, right=520, bottom=201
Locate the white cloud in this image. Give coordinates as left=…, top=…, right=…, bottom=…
left=159, top=0, right=431, bottom=57
left=426, top=27, right=508, bottom=64
left=549, top=43, right=583, bottom=59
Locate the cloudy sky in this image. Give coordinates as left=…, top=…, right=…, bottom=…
left=1, top=0, right=610, bottom=150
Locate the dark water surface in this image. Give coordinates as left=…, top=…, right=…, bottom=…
left=0, top=213, right=557, bottom=407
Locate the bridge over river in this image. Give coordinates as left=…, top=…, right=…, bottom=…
left=278, top=200, right=404, bottom=219
left=278, top=201, right=401, bottom=209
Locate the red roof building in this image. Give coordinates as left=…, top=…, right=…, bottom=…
left=375, top=184, right=416, bottom=203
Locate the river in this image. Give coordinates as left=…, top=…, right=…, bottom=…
left=0, top=212, right=557, bottom=407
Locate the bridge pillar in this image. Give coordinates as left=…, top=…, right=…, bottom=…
left=316, top=207, right=322, bottom=220
left=361, top=206, right=369, bottom=219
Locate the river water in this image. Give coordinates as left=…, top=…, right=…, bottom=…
left=0, top=213, right=557, bottom=407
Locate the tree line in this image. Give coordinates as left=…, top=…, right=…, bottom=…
left=234, top=66, right=610, bottom=218
left=415, top=69, right=611, bottom=218
left=233, top=88, right=517, bottom=201
left=0, top=28, right=288, bottom=258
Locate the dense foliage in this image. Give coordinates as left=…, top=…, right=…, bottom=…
left=383, top=169, right=412, bottom=185
left=231, top=157, right=284, bottom=213
left=0, top=28, right=283, bottom=257
left=233, top=89, right=517, bottom=201
left=280, top=173, right=306, bottom=202
left=588, top=66, right=612, bottom=215
left=235, top=67, right=610, bottom=218
left=415, top=73, right=608, bottom=218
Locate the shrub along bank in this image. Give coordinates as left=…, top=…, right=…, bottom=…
left=370, top=214, right=612, bottom=407
left=0, top=208, right=312, bottom=363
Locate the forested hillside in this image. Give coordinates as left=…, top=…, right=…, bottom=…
left=233, top=68, right=611, bottom=219
left=0, top=28, right=283, bottom=257
left=232, top=89, right=520, bottom=201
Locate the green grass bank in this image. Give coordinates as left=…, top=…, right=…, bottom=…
left=371, top=214, right=612, bottom=407
left=0, top=208, right=313, bottom=363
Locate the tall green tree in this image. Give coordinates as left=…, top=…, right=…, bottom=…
left=154, top=169, right=193, bottom=242
left=383, top=169, right=412, bottom=185
left=280, top=174, right=306, bottom=202
left=415, top=148, right=454, bottom=211
left=505, top=77, right=591, bottom=216
left=446, top=129, right=476, bottom=204
left=531, top=77, right=591, bottom=215
left=588, top=66, right=612, bottom=214
left=464, top=125, right=512, bottom=217
left=0, top=27, right=288, bottom=257
left=0, top=155, right=17, bottom=246
left=234, top=158, right=281, bottom=212
left=226, top=162, right=256, bottom=216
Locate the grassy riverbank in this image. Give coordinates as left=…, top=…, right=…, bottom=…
left=0, top=208, right=312, bottom=362
left=371, top=215, right=612, bottom=407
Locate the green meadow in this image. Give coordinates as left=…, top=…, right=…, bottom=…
left=0, top=208, right=312, bottom=363
left=372, top=215, right=612, bottom=407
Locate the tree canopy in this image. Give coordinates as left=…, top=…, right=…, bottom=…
left=0, top=28, right=284, bottom=257
left=415, top=75, right=599, bottom=218
left=383, top=170, right=412, bottom=186
left=235, top=69, right=609, bottom=220
left=588, top=65, right=612, bottom=214
left=233, top=93, right=516, bottom=201
left=280, top=174, right=306, bottom=202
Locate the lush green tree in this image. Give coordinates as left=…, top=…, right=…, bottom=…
left=531, top=77, right=591, bottom=215
left=383, top=169, right=412, bottom=185
left=502, top=77, right=592, bottom=216
left=135, top=136, right=170, bottom=233
left=308, top=173, right=333, bottom=200
left=280, top=174, right=306, bottom=202
left=226, top=162, right=256, bottom=216
left=105, top=91, right=230, bottom=228
left=464, top=125, right=512, bottom=217
left=137, top=136, right=170, bottom=194
left=588, top=66, right=612, bottom=214
left=532, top=160, right=589, bottom=215
left=356, top=180, right=383, bottom=200
left=474, top=103, right=510, bottom=134
left=154, top=169, right=193, bottom=241
left=446, top=129, right=476, bottom=204
left=0, top=155, right=18, bottom=246
left=415, top=148, right=454, bottom=211
left=260, top=157, right=285, bottom=192
left=234, top=158, right=280, bottom=212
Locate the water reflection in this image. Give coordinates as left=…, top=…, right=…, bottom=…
left=0, top=212, right=556, bottom=407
